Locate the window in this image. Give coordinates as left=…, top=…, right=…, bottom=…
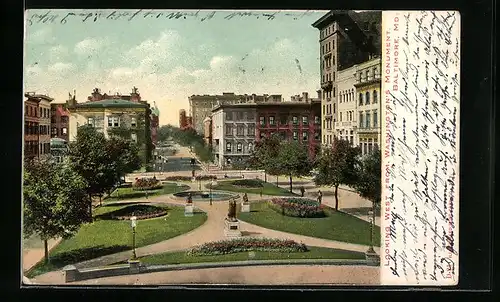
left=292, top=131, right=298, bottom=140
left=61, top=116, right=68, bottom=123
left=373, top=90, right=378, bottom=104
left=131, top=133, right=137, bottom=142
left=359, top=112, right=364, bottom=128
left=51, top=116, right=56, bottom=123
left=259, top=116, right=265, bottom=126
left=368, top=143, right=373, bottom=154
left=236, top=124, right=244, bottom=136
left=225, top=112, right=232, bottom=120
left=314, top=116, right=320, bottom=124
left=51, top=127, right=57, bottom=135
left=108, top=116, right=120, bottom=127
left=237, top=112, right=244, bottom=120
left=247, top=124, right=255, bottom=136
left=226, top=142, right=232, bottom=152
left=365, top=70, right=369, bottom=80
left=225, top=124, right=233, bottom=136
left=365, top=111, right=371, bottom=128
left=131, top=117, right=137, bottom=127
left=314, top=131, right=320, bottom=140
left=237, top=143, right=242, bottom=152
left=248, top=142, right=253, bottom=152
left=359, top=93, right=363, bottom=106
left=302, top=116, right=308, bottom=125
left=365, top=92, right=371, bottom=105
left=302, top=132, right=308, bottom=141
left=62, top=127, right=67, bottom=135
left=340, top=112, right=342, bottom=122
left=246, top=112, right=255, bottom=120
left=374, top=67, right=378, bottom=77
left=280, top=115, right=288, bottom=125
left=292, top=116, right=298, bottom=125
left=269, top=116, right=275, bottom=125
left=87, top=117, right=94, bottom=126
left=373, top=110, right=378, bottom=128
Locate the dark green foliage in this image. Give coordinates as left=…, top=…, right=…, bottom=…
left=187, top=238, right=309, bottom=256
left=353, top=148, right=381, bottom=206
left=268, top=197, right=325, bottom=218
left=94, top=204, right=167, bottom=220
left=277, top=141, right=313, bottom=192
left=232, top=179, right=265, bottom=188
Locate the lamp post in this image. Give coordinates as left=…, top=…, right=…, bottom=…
left=209, top=179, right=213, bottom=206
left=130, top=216, right=137, bottom=259
left=366, top=204, right=375, bottom=254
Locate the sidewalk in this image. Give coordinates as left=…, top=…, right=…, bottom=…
left=23, top=237, right=62, bottom=272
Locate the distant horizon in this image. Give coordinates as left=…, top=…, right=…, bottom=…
left=24, top=9, right=331, bottom=126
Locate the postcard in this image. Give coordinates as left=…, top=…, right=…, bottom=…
left=22, top=9, right=459, bottom=287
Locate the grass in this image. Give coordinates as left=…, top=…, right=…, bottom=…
left=238, top=202, right=381, bottom=247
left=133, top=246, right=365, bottom=265
left=104, top=182, right=189, bottom=202
left=26, top=205, right=207, bottom=278
left=210, top=180, right=296, bottom=196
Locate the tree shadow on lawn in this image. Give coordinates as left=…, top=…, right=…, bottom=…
left=26, top=245, right=130, bottom=277
left=275, top=180, right=312, bottom=186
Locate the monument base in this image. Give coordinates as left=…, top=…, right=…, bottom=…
left=184, top=204, right=194, bottom=217
left=224, top=218, right=242, bottom=237
left=241, top=203, right=250, bottom=213
left=365, top=250, right=380, bottom=266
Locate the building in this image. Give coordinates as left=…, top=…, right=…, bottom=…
left=312, top=10, right=381, bottom=147
left=189, top=93, right=282, bottom=134
left=203, top=117, right=212, bottom=146
left=67, top=87, right=154, bottom=164
left=256, top=99, right=322, bottom=159
left=51, top=102, right=70, bottom=142
left=336, top=65, right=358, bottom=145
left=24, top=96, right=40, bottom=160
left=211, top=104, right=257, bottom=168
left=354, top=57, right=382, bottom=155
left=25, top=93, right=53, bottom=158
left=179, top=109, right=187, bottom=128
left=50, top=137, right=69, bottom=163
left=150, top=102, right=160, bottom=147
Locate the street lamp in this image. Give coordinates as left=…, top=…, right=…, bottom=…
left=130, top=216, right=137, bottom=259
left=366, top=205, right=375, bottom=254
left=209, top=179, right=213, bottom=205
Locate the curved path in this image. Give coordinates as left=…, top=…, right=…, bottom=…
left=32, top=181, right=380, bottom=284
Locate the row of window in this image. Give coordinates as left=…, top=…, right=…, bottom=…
left=322, top=72, right=335, bottom=83
left=322, top=55, right=336, bottom=69
left=25, top=106, right=50, bottom=119
left=359, top=90, right=379, bottom=105
left=359, top=138, right=379, bottom=155
left=324, top=119, right=334, bottom=130
left=359, top=110, right=379, bottom=128
left=358, top=67, right=379, bottom=82
left=259, top=115, right=320, bottom=127
left=339, top=90, right=355, bottom=103
left=225, top=142, right=254, bottom=153
left=259, top=131, right=320, bottom=141
left=87, top=117, right=137, bottom=128
left=24, top=142, right=51, bottom=156
left=51, top=127, right=68, bottom=136
left=339, top=111, right=355, bottom=122
left=225, top=111, right=256, bottom=121
left=321, top=40, right=335, bottom=55
left=24, top=122, right=50, bottom=135
left=225, top=124, right=255, bottom=136
left=320, top=24, right=334, bottom=39
left=51, top=116, right=69, bottom=123
left=324, top=103, right=335, bottom=115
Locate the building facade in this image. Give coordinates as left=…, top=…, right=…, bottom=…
left=189, top=93, right=282, bottom=135
left=25, top=93, right=53, bottom=158
left=179, top=109, right=188, bottom=128
left=354, top=57, right=382, bottom=155
left=150, top=103, right=160, bottom=147
left=211, top=104, right=257, bottom=168
left=336, top=65, right=357, bottom=145
left=256, top=100, right=322, bottom=159
left=51, top=103, right=70, bottom=142
left=68, top=87, right=154, bottom=164
left=312, top=10, right=381, bottom=147
left=24, top=96, right=40, bottom=160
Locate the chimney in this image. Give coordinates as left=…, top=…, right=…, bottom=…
left=317, top=90, right=321, bottom=99
left=302, top=92, right=308, bottom=100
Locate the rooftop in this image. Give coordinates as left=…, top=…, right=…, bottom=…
left=75, top=99, right=147, bottom=109
left=24, top=93, right=54, bottom=102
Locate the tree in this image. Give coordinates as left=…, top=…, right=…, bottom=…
left=23, top=159, right=91, bottom=263
left=248, top=134, right=282, bottom=182
left=313, top=137, right=361, bottom=210
left=105, top=136, right=142, bottom=198
left=157, top=125, right=174, bottom=142
left=277, top=140, right=312, bottom=193
left=68, top=126, right=118, bottom=216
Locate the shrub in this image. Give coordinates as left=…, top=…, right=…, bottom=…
left=165, top=175, right=217, bottom=181
left=132, top=177, right=162, bottom=191
left=268, top=198, right=325, bottom=218
left=188, top=238, right=308, bottom=256
left=231, top=179, right=264, bottom=188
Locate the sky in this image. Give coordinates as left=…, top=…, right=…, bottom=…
left=24, top=9, right=329, bottom=125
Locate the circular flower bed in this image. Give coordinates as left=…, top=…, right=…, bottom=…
left=97, top=204, right=168, bottom=220
left=187, top=238, right=308, bottom=256
left=231, top=179, right=264, bottom=188
left=132, top=177, right=162, bottom=191
left=268, top=197, right=325, bottom=218
left=165, top=175, right=217, bottom=181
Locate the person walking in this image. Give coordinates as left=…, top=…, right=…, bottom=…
left=300, top=186, right=305, bottom=197
left=317, top=190, right=322, bottom=204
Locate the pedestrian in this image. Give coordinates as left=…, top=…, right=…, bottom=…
left=300, top=186, right=305, bottom=197
left=317, top=190, right=322, bottom=204
left=260, top=188, right=263, bottom=198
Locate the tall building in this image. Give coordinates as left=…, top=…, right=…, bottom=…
left=312, top=10, right=381, bottom=147
left=336, top=65, right=358, bottom=145
left=67, top=87, right=154, bottom=164
left=25, top=93, right=53, bottom=158
left=189, top=93, right=282, bottom=134
left=51, top=102, right=70, bottom=142
left=179, top=109, right=187, bottom=128
left=24, top=96, right=40, bottom=160
left=354, top=57, right=382, bottom=154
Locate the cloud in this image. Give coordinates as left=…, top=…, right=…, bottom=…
left=49, top=45, right=69, bottom=61
left=48, top=62, right=74, bottom=74
left=74, top=38, right=107, bottom=56
left=27, top=27, right=55, bottom=44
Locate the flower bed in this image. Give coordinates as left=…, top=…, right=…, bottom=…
left=165, top=175, right=217, bottom=181
left=132, top=177, right=162, bottom=191
left=268, top=198, right=325, bottom=218
left=231, top=179, right=264, bottom=188
left=187, top=238, right=308, bottom=256
left=96, top=204, right=168, bottom=220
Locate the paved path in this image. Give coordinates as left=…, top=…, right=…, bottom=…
left=22, top=237, right=62, bottom=272
left=33, top=265, right=380, bottom=285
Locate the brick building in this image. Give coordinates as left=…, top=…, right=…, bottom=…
left=25, top=93, right=53, bottom=159
left=24, top=96, right=40, bottom=160
left=51, top=102, right=70, bottom=142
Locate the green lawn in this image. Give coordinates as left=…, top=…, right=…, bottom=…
left=104, top=182, right=189, bottom=202
left=26, top=205, right=207, bottom=277
left=210, top=180, right=296, bottom=196
left=238, top=202, right=381, bottom=247
left=136, top=246, right=365, bottom=265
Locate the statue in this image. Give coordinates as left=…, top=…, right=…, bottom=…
left=227, top=198, right=237, bottom=221
left=242, top=193, right=248, bottom=204
left=186, top=193, right=193, bottom=204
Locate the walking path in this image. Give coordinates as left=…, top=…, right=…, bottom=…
left=22, top=237, right=62, bottom=272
